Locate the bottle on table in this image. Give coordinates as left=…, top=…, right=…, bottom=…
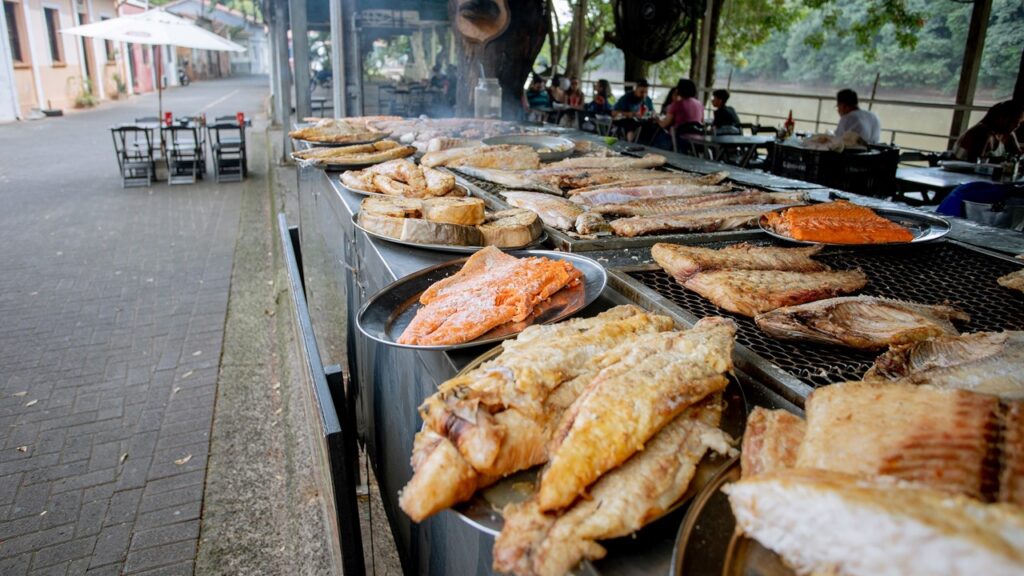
left=784, top=110, right=795, bottom=138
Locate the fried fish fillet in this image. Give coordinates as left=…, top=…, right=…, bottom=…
left=610, top=204, right=782, bottom=237
left=726, top=468, right=1024, bottom=576
left=652, top=242, right=828, bottom=283
left=740, top=407, right=806, bottom=479
left=591, top=190, right=807, bottom=216
left=493, top=394, right=733, bottom=576
left=755, top=296, right=970, bottom=350
left=684, top=269, right=868, bottom=317
left=537, top=316, right=735, bottom=511
left=865, top=331, right=1024, bottom=399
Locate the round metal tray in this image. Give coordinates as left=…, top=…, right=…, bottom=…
left=451, top=363, right=748, bottom=538
left=759, top=205, right=951, bottom=246
left=672, top=455, right=793, bottom=576
left=483, top=134, right=577, bottom=162
left=355, top=250, right=607, bottom=351
left=341, top=179, right=470, bottom=198
left=351, top=213, right=548, bottom=254
left=291, top=132, right=388, bottom=148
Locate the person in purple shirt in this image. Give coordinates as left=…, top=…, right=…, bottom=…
left=654, top=78, right=705, bottom=149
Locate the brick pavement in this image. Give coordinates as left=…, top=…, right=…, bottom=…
left=0, top=77, right=268, bottom=575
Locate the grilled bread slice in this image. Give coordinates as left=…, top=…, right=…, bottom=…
left=477, top=209, right=543, bottom=248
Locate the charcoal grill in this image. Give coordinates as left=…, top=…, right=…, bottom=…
left=611, top=240, right=1024, bottom=406
left=453, top=170, right=780, bottom=252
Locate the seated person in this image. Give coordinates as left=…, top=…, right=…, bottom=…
left=565, top=77, right=584, bottom=109
left=952, top=100, right=1023, bottom=163
left=711, top=89, right=742, bottom=134
left=612, top=78, right=655, bottom=141
left=548, top=74, right=567, bottom=105
left=834, top=88, right=881, bottom=144
left=585, top=79, right=614, bottom=115
left=523, top=75, right=552, bottom=112
left=660, top=87, right=678, bottom=115
left=653, top=78, right=704, bottom=150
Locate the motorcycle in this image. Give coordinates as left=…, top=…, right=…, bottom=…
left=178, top=68, right=191, bottom=86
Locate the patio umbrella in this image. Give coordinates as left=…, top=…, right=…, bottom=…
left=61, top=9, right=246, bottom=119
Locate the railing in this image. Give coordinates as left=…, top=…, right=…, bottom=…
left=580, top=78, right=992, bottom=154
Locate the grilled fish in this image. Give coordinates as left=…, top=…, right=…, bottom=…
left=726, top=468, right=1024, bottom=576
left=569, top=171, right=729, bottom=195
left=493, top=394, right=733, bottom=576
left=574, top=212, right=611, bottom=235
left=740, top=407, right=805, bottom=479
left=998, top=269, right=1024, bottom=293
left=755, top=296, right=969, bottom=350
left=592, top=190, right=807, bottom=217
left=610, top=204, right=783, bottom=237
left=421, top=144, right=540, bottom=170
left=570, top=183, right=733, bottom=206
left=552, top=169, right=695, bottom=190
left=684, top=269, right=868, bottom=317
left=538, top=317, right=735, bottom=511
left=502, top=191, right=584, bottom=231
left=453, top=166, right=564, bottom=196
left=763, top=200, right=915, bottom=244
left=538, top=153, right=666, bottom=171
left=865, top=331, right=1024, bottom=399
left=652, top=243, right=828, bottom=284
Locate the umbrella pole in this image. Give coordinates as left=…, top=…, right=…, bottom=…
left=157, top=46, right=163, bottom=120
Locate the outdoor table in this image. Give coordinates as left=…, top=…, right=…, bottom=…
left=895, top=166, right=1000, bottom=205
left=678, top=134, right=775, bottom=167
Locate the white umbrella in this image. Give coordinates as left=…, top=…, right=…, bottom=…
left=61, top=9, right=246, bottom=118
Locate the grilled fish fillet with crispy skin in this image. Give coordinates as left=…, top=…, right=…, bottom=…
left=421, top=144, right=540, bottom=169
left=797, top=381, right=1004, bottom=501
left=368, top=159, right=426, bottom=190
left=570, top=183, right=733, bottom=206
left=998, top=268, right=1024, bottom=293
left=537, top=153, right=666, bottom=171
left=725, top=468, right=1024, bottom=576
left=452, top=166, right=565, bottom=196
left=865, top=331, right=1024, bottom=399
left=755, top=296, right=969, bottom=350
left=494, top=394, right=733, bottom=576
left=568, top=171, right=729, bottom=195
left=591, top=190, right=807, bottom=216
left=610, top=204, right=782, bottom=237
left=740, top=407, right=806, bottom=479
left=548, top=169, right=694, bottom=190
left=684, top=269, right=869, bottom=317
left=421, top=166, right=456, bottom=197
left=652, top=243, right=828, bottom=284
left=502, top=191, right=584, bottom=231
left=399, top=429, right=493, bottom=522
left=1002, top=402, right=1024, bottom=506
left=339, top=169, right=375, bottom=191
left=538, top=316, right=736, bottom=511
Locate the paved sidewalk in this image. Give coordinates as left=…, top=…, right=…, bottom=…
left=0, top=77, right=267, bottom=575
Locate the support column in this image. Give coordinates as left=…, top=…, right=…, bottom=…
left=268, top=6, right=282, bottom=123
left=342, top=0, right=361, bottom=116
left=20, top=0, right=45, bottom=110
left=329, top=0, right=345, bottom=118
left=85, top=0, right=105, bottom=100
left=948, top=0, right=992, bottom=142
left=290, top=0, right=310, bottom=121
left=274, top=0, right=292, bottom=158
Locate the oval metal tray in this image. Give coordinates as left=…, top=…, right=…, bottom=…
left=759, top=206, right=951, bottom=246
left=355, top=250, right=607, bottom=351
left=291, top=132, right=388, bottom=148
left=291, top=151, right=412, bottom=171
left=672, top=455, right=794, bottom=576
left=341, top=180, right=470, bottom=199
left=452, top=365, right=748, bottom=537
left=483, top=134, right=576, bottom=162
left=351, top=213, right=548, bottom=254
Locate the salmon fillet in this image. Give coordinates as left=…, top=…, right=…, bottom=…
left=764, top=200, right=915, bottom=244
left=684, top=269, right=868, bottom=317
left=398, top=247, right=582, bottom=346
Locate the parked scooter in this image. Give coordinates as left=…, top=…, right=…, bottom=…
left=178, top=68, right=191, bottom=86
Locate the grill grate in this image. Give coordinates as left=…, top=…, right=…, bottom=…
left=629, top=241, right=1024, bottom=389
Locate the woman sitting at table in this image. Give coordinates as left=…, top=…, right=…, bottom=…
left=952, top=100, right=1023, bottom=163
left=585, top=79, right=614, bottom=115
left=652, top=78, right=704, bottom=149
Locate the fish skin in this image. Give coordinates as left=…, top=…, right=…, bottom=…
left=592, top=191, right=808, bottom=216
left=502, top=191, right=584, bottom=231
left=536, top=153, right=667, bottom=172
left=754, top=296, right=970, bottom=350
left=553, top=169, right=702, bottom=190
left=568, top=171, right=730, bottom=194
left=454, top=166, right=564, bottom=196
left=684, top=269, right=869, bottom=317
left=610, top=204, right=784, bottom=237
left=865, top=331, right=1024, bottom=399
left=652, top=242, right=828, bottom=284
left=570, top=184, right=734, bottom=206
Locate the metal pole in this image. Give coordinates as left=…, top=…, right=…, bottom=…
left=948, top=0, right=992, bottom=143
left=329, top=0, right=345, bottom=118
left=290, top=0, right=311, bottom=121
left=274, top=0, right=292, bottom=158
left=342, top=0, right=360, bottom=116
left=868, top=72, right=880, bottom=111
left=268, top=6, right=282, bottom=123
left=814, top=98, right=822, bottom=133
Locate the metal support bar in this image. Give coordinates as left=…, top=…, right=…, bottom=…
left=273, top=0, right=292, bottom=160
left=290, top=0, right=311, bottom=121
left=342, top=0, right=362, bottom=116
left=329, top=0, right=346, bottom=118
left=949, top=0, right=992, bottom=142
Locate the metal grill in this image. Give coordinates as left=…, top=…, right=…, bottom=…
left=629, top=241, right=1024, bottom=389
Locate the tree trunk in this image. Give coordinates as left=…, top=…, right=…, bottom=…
left=704, top=0, right=724, bottom=94
left=452, top=0, right=549, bottom=119
left=564, top=0, right=586, bottom=79
left=1014, top=46, right=1024, bottom=103
left=623, top=51, right=650, bottom=83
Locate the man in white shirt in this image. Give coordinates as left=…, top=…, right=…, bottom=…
left=834, top=89, right=881, bottom=144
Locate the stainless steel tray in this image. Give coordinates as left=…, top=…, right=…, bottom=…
left=351, top=212, right=548, bottom=254
left=483, top=134, right=576, bottom=162
left=290, top=132, right=388, bottom=147
left=355, top=250, right=607, bottom=351
left=759, top=206, right=951, bottom=246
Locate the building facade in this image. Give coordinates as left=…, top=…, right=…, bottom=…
left=1, top=0, right=129, bottom=120
left=163, top=0, right=267, bottom=79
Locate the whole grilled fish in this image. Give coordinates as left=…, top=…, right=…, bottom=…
left=610, top=204, right=783, bottom=237
left=453, top=166, right=564, bottom=196
left=502, top=191, right=584, bottom=231
left=652, top=243, right=829, bottom=283
left=571, top=183, right=734, bottom=206
left=754, top=296, right=970, bottom=350
left=569, top=171, right=729, bottom=194
left=866, top=331, right=1024, bottom=399
left=537, top=153, right=666, bottom=171
left=592, top=191, right=808, bottom=216
left=684, top=269, right=869, bottom=317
